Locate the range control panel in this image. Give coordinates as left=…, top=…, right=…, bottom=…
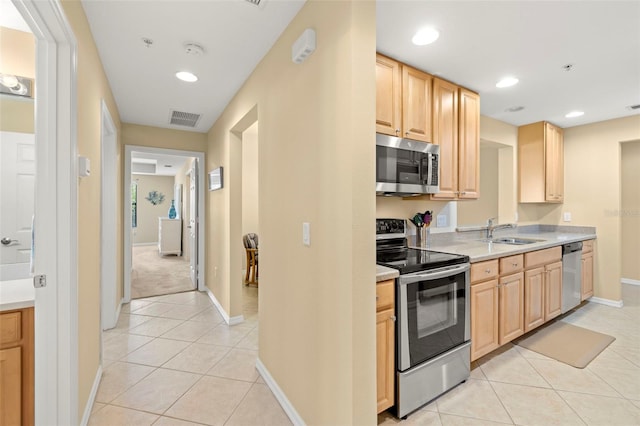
left=376, top=218, right=406, bottom=239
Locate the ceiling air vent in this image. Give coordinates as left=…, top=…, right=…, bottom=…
left=245, top=0, right=261, bottom=5
left=627, top=104, right=640, bottom=111
left=169, top=110, right=201, bottom=128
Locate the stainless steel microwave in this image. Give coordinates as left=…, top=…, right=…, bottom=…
left=376, top=133, right=440, bottom=196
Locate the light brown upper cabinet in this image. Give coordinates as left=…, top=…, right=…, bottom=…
left=375, top=53, right=432, bottom=142
left=518, top=121, right=564, bottom=203
left=431, top=78, right=480, bottom=200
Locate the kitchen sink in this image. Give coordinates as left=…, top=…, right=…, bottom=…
left=482, top=237, right=544, bottom=245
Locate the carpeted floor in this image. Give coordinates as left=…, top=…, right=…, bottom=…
left=131, top=245, right=194, bottom=299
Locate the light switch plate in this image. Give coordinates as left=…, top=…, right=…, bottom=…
left=302, top=222, right=310, bottom=246
left=563, top=212, right=572, bottom=222
left=437, top=214, right=447, bottom=228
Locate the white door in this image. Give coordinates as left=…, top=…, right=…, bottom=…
left=189, top=160, right=198, bottom=288
left=0, top=132, right=35, bottom=279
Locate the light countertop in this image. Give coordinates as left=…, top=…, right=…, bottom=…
left=376, top=265, right=399, bottom=282
left=411, top=230, right=596, bottom=263
left=0, top=279, right=35, bottom=311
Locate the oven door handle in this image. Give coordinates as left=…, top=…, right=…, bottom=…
left=399, top=263, right=470, bottom=285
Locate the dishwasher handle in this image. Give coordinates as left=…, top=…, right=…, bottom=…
left=562, top=241, right=583, bottom=255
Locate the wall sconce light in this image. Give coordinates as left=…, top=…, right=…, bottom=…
left=0, top=73, right=33, bottom=98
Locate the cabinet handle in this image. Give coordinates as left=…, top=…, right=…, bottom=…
left=512, top=263, right=518, bottom=267
left=460, top=192, right=466, bottom=195
left=395, top=129, right=400, bottom=136
left=485, top=269, right=491, bottom=274
left=405, top=131, right=409, bottom=137
left=390, top=315, right=396, bottom=322
left=376, top=295, right=379, bottom=301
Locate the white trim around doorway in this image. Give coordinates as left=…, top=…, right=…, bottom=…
left=124, top=146, right=206, bottom=303
left=13, top=0, right=79, bottom=423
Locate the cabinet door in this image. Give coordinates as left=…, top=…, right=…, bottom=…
left=0, top=346, right=22, bottom=426
left=375, top=54, right=402, bottom=137
left=471, top=279, right=499, bottom=361
left=458, top=88, right=480, bottom=199
left=431, top=78, right=459, bottom=200
left=581, top=252, right=594, bottom=301
left=401, top=65, right=432, bottom=142
left=544, top=261, right=563, bottom=321
left=524, top=267, right=545, bottom=332
left=545, top=123, right=564, bottom=203
left=499, top=272, right=524, bottom=345
left=376, top=308, right=395, bottom=413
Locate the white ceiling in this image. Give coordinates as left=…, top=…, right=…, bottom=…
left=131, top=151, right=190, bottom=176
left=0, top=1, right=31, bottom=33
left=81, top=0, right=306, bottom=133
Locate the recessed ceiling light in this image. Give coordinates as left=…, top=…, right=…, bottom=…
left=176, top=71, right=198, bottom=82
left=412, top=28, right=440, bottom=46
left=164, top=164, right=173, bottom=168
left=565, top=111, right=584, bottom=118
left=496, top=77, right=519, bottom=88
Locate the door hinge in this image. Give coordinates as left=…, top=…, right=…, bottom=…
left=33, top=274, right=47, bottom=288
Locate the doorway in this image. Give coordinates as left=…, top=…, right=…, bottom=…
left=241, top=121, right=259, bottom=321
left=124, top=146, right=205, bottom=303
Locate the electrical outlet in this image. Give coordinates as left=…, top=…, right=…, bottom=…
left=437, top=214, right=447, bottom=228
left=563, top=212, right=572, bottom=222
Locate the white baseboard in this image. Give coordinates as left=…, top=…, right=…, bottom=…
left=205, top=288, right=244, bottom=325
left=589, top=296, right=624, bottom=308
left=80, top=365, right=103, bottom=426
left=256, top=358, right=305, bottom=426
left=622, top=278, right=640, bottom=286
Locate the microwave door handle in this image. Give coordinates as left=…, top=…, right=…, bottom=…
left=426, top=153, right=433, bottom=185
left=419, top=157, right=426, bottom=184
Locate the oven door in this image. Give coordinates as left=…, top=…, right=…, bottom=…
left=397, top=263, right=470, bottom=372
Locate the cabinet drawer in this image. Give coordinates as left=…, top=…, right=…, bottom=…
left=525, top=246, right=561, bottom=269
left=471, top=260, right=499, bottom=283
left=500, top=254, right=523, bottom=275
left=582, top=240, right=594, bottom=253
left=0, top=311, right=22, bottom=345
left=376, top=280, right=394, bottom=311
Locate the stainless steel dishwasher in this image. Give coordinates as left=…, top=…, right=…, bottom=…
left=562, top=242, right=583, bottom=313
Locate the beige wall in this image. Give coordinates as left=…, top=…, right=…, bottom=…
left=206, top=1, right=376, bottom=423
left=458, top=145, right=499, bottom=226
left=132, top=174, right=175, bottom=244
left=560, top=116, right=640, bottom=301
left=0, top=27, right=35, bottom=134
left=60, top=0, right=122, bottom=419
left=121, top=123, right=207, bottom=152
left=621, top=141, right=640, bottom=281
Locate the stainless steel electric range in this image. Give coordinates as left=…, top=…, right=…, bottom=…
left=376, top=218, right=471, bottom=419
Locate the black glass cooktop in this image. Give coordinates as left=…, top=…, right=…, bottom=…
left=377, top=248, right=469, bottom=274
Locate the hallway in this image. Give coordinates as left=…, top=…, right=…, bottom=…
left=89, top=287, right=289, bottom=425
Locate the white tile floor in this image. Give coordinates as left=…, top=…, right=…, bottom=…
left=379, top=284, right=640, bottom=426
left=91, top=285, right=640, bottom=425
left=89, top=286, right=291, bottom=426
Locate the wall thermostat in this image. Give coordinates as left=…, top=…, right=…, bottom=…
left=78, top=156, right=91, bottom=177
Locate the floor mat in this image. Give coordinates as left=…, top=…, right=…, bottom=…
left=516, top=321, right=615, bottom=368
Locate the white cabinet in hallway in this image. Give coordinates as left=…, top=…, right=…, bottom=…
left=158, top=217, right=182, bottom=255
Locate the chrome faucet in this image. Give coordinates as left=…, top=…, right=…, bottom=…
left=486, top=217, right=516, bottom=239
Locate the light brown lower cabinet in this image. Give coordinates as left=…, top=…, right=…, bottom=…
left=470, top=278, right=499, bottom=360
left=544, top=261, right=563, bottom=321
left=498, top=272, right=525, bottom=345
left=524, top=267, right=545, bottom=332
left=376, top=280, right=395, bottom=414
left=581, top=240, right=595, bottom=300
left=0, top=307, right=34, bottom=426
